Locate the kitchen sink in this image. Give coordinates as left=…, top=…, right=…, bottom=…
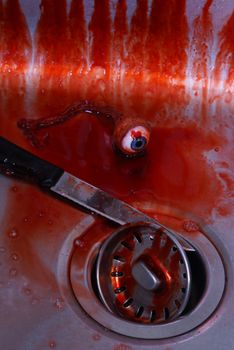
left=0, top=1, right=233, bottom=349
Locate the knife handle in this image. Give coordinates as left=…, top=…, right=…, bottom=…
left=0, top=137, right=64, bottom=188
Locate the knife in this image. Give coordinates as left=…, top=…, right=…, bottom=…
left=0, top=136, right=155, bottom=226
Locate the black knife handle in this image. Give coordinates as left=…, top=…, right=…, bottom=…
left=0, top=137, right=64, bottom=188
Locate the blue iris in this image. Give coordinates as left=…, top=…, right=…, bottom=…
left=130, top=136, right=147, bottom=151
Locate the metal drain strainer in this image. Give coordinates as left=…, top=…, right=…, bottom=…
left=96, top=223, right=191, bottom=324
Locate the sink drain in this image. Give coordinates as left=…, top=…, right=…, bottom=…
left=69, top=219, right=225, bottom=339
left=96, top=223, right=191, bottom=324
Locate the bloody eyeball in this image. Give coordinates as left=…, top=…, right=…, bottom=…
left=118, top=125, right=151, bottom=156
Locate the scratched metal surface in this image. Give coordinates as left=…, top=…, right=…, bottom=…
left=0, top=1, right=234, bottom=349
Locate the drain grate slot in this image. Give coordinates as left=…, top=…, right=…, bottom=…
left=164, top=307, right=170, bottom=320
left=123, top=298, right=134, bottom=308
left=113, top=255, right=125, bottom=263
left=121, top=241, right=133, bottom=251
left=134, top=233, right=142, bottom=244
left=135, top=306, right=144, bottom=318
left=114, top=286, right=126, bottom=294
left=150, top=310, right=157, bottom=322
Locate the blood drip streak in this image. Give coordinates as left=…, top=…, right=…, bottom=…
left=69, top=0, right=87, bottom=68
left=214, top=11, right=234, bottom=88
left=112, top=0, right=128, bottom=108
left=89, top=0, right=112, bottom=70
left=191, top=0, right=214, bottom=124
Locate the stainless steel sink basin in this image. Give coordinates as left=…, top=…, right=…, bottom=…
left=0, top=1, right=233, bottom=349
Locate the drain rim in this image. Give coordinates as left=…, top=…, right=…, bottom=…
left=95, top=223, right=191, bottom=324
left=69, top=223, right=225, bottom=339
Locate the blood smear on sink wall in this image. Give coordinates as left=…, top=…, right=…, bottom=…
left=0, top=0, right=233, bottom=232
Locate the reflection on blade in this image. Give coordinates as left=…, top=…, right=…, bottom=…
left=51, top=172, right=155, bottom=226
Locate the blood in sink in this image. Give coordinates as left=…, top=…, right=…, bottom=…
left=16, top=112, right=224, bottom=219
left=0, top=0, right=233, bottom=282
left=0, top=0, right=233, bottom=236
left=0, top=1, right=233, bottom=347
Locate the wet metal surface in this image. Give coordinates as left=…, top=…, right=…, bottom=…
left=0, top=0, right=233, bottom=349
left=70, top=220, right=224, bottom=339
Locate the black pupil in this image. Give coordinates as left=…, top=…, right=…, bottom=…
left=130, top=136, right=147, bottom=151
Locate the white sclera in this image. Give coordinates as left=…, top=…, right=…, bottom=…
left=121, top=126, right=150, bottom=154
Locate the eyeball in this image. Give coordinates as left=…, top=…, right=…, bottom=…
left=120, top=126, right=150, bottom=156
